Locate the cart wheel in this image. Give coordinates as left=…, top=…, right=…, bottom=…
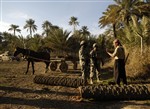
left=59, top=62, right=68, bottom=73
left=50, top=61, right=57, bottom=71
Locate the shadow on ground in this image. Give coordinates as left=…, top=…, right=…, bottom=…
left=0, top=86, right=77, bottom=96
left=1, top=96, right=150, bottom=109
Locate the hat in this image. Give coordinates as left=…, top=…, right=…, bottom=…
left=80, top=41, right=86, bottom=46
left=93, top=43, right=97, bottom=48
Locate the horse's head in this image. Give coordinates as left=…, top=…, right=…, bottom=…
left=14, top=47, right=22, bottom=57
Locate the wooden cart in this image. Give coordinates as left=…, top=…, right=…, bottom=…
left=49, top=56, right=78, bottom=73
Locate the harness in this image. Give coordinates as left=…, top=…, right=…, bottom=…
left=24, top=49, right=50, bottom=62
left=22, top=49, right=30, bottom=59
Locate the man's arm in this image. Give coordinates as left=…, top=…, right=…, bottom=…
left=106, top=47, right=118, bottom=58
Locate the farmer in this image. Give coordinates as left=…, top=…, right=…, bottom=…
left=89, top=43, right=104, bottom=84
left=79, top=40, right=90, bottom=85
left=106, top=39, right=127, bottom=85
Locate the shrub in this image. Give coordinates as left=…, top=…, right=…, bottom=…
left=126, top=46, right=150, bottom=79
left=104, top=45, right=150, bottom=80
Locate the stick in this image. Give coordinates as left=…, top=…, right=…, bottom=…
left=125, top=53, right=129, bottom=64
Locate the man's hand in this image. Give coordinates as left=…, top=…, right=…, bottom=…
left=106, top=48, right=109, bottom=53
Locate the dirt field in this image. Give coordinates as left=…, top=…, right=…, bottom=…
left=0, top=61, right=150, bottom=109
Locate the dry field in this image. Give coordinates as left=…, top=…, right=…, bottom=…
left=0, top=61, right=150, bottom=109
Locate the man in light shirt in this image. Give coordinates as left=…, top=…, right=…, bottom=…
left=106, top=39, right=127, bottom=85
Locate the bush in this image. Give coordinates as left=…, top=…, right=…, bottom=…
left=103, top=45, right=150, bottom=80
left=126, top=46, right=150, bottom=79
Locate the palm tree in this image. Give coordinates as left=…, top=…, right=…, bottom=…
left=25, top=33, right=43, bottom=51
left=128, top=1, right=150, bottom=54
left=31, top=34, right=43, bottom=51
left=8, top=24, right=21, bottom=36
left=99, top=0, right=146, bottom=38
left=69, top=16, right=79, bottom=33
left=146, top=0, right=150, bottom=2
left=42, top=20, right=52, bottom=37
left=99, top=4, right=120, bottom=38
left=24, top=19, right=37, bottom=37
left=99, top=0, right=150, bottom=54
left=44, top=28, right=71, bottom=55
left=0, top=32, right=3, bottom=44
left=17, top=34, right=26, bottom=48
left=2, top=32, right=18, bottom=52
left=51, top=25, right=60, bottom=30
left=80, top=26, right=90, bottom=40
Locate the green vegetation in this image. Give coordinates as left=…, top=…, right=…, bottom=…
left=0, top=0, right=150, bottom=79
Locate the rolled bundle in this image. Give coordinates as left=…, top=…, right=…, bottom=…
left=34, top=75, right=84, bottom=88
left=79, top=84, right=150, bottom=100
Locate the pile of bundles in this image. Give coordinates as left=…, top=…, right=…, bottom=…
left=34, top=75, right=150, bottom=100
left=34, top=75, right=84, bottom=88
left=79, top=84, right=150, bottom=100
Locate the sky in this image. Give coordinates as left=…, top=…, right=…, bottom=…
left=0, top=0, right=115, bottom=37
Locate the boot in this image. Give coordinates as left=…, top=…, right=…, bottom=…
left=84, top=79, right=88, bottom=86
left=97, top=78, right=100, bottom=83
left=97, top=78, right=103, bottom=83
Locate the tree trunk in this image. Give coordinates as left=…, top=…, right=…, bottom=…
left=131, top=15, right=144, bottom=55
left=113, top=23, right=117, bottom=38
left=30, top=27, right=32, bottom=37
left=79, top=84, right=150, bottom=101
left=14, top=30, right=16, bottom=36
left=141, top=37, right=143, bottom=55
left=34, top=75, right=84, bottom=88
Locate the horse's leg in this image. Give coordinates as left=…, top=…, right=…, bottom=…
left=45, top=62, right=50, bottom=73
left=31, top=61, right=35, bottom=74
left=26, top=61, right=30, bottom=74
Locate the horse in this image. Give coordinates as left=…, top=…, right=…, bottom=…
left=14, top=47, right=52, bottom=74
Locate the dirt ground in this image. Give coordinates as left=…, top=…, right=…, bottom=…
left=0, top=61, right=150, bottom=109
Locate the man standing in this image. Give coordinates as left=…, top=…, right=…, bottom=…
left=89, top=43, right=103, bottom=84
left=106, top=39, right=127, bottom=85
left=79, top=40, right=90, bottom=85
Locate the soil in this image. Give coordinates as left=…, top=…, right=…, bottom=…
left=0, top=61, right=150, bottom=109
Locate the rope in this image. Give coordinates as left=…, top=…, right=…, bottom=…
left=125, top=53, right=129, bottom=64
left=21, top=49, right=72, bottom=63
left=25, top=55, right=65, bottom=63
left=26, top=55, right=51, bottom=62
